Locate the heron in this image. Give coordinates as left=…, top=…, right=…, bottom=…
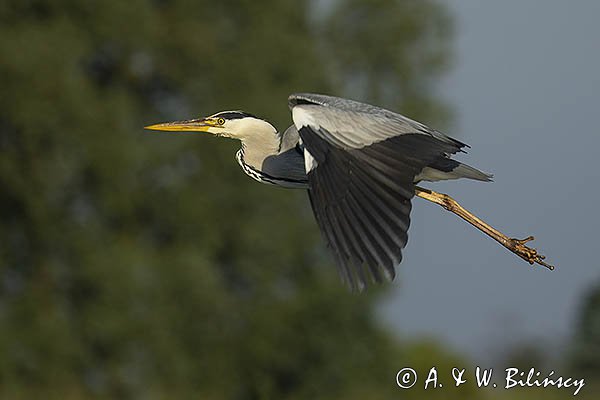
left=145, top=93, right=553, bottom=290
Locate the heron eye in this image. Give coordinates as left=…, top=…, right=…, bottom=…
left=217, top=118, right=225, bottom=125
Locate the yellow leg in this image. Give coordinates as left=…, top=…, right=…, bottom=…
left=414, top=186, right=554, bottom=270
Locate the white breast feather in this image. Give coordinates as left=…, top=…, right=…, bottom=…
left=304, top=148, right=317, bottom=172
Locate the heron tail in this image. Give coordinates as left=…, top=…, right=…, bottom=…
left=450, top=162, right=493, bottom=181
left=416, top=159, right=493, bottom=182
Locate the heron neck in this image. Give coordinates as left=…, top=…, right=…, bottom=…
left=238, top=133, right=281, bottom=170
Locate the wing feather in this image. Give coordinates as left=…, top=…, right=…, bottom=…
left=290, top=93, right=470, bottom=289
left=290, top=93, right=468, bottom=151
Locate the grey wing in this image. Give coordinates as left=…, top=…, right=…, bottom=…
left=289, top=93, right=467, bottom=290
left=289, top=93, right=468, bottom=150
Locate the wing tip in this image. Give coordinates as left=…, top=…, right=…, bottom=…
left=340, top=260, right=398, bottom=293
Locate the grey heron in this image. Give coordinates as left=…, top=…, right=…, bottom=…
left=145, top=93, right=553, bottom=291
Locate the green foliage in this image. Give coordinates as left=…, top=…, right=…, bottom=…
left=0, top=0, right=464, bottom=398
left=571, top=283, right=600, bottom=381
left=322, top=0, right=454, bottom=121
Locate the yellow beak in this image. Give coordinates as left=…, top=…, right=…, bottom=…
left=144, top=118, right=220, bottom=132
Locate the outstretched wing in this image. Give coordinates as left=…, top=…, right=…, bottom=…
left=289, top=93, right=466, bottom=290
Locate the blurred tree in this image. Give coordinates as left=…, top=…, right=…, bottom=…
left=0, top=0, right=468, bottom=398
left=570, top=283, right=600, bottom=380
left=322, top=0, right=453, bottom=121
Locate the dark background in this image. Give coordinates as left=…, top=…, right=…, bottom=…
left=1, top=0, right=598, bottom=398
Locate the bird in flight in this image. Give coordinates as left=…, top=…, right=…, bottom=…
left=146, top=93, right=553, bottom=291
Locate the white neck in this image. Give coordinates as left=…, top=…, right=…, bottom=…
left=227, top=118, right=281, bottom=169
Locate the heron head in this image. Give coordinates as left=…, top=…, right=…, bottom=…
left=144, top=111, right=276, bottom=140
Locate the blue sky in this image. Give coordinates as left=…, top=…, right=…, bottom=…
left=381, top=0, right=600, bottom=363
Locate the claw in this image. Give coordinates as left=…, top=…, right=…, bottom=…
left=516, top=236, right=535, bottom=244
left=509, top=236, right=555, bottom=271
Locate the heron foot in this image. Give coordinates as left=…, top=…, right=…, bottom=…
left=509, top=236, right=554, bottom=270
